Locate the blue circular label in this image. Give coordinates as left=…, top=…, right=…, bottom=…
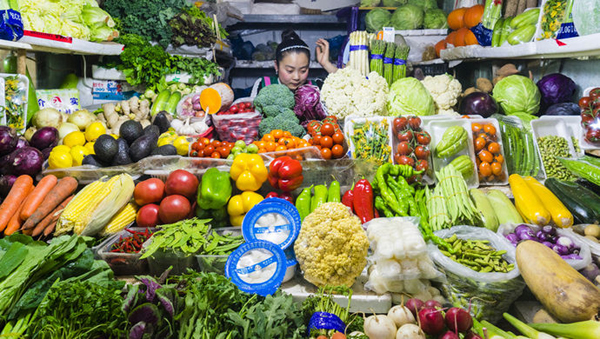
left=242, top=198, right=301, bottom=251
left=284, top=247, right=297, bottom=267
left=225, top=241, right=287, bottom=296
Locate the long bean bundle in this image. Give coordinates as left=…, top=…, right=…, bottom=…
left=435, top=164, right=482, bottom=226
left=392, top=44, right=410, bottom=83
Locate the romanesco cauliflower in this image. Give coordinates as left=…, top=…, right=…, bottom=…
left=294, top=202, right=370, bottom=288
left=421, top=74, right=462, bottom=116
left=321, top=68, right=389, bottom=120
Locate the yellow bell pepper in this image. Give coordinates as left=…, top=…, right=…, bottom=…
left=227, top=191, right=264, bottom=226
left=229, top=154, right=268, bottom=191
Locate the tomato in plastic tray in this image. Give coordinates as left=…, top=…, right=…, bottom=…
left=212, top=111, right=262, bottom=143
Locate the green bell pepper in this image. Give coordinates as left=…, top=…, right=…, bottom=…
left=197, top=168, right=232, bottom=210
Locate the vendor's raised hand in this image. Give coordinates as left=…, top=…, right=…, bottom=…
left=316, top=38, right=338, bottom=74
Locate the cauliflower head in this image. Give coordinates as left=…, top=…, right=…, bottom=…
left=321, top=68, right=389, bottom=120
left=421, top=74, right=462, bottom=112
left=294, top=202, right=370, bottom=287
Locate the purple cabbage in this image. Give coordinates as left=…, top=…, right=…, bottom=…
left=537, top=73, right=576, bottom=110
left=0, top=126, right=17, bottom=156
left=294, top=84, right=326, bottom=125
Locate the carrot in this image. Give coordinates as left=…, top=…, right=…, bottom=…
left=31, top=195, right=73, bottom=237
left=23, top=228, right=33, bottom=236
left=4, top=186, right=34, bottom=235
left=331, top=333, right=347, bottom=339
left=22, top=177, right=78, bottom=230
left=43, top=219, right=58, bottom=237
left=20, top=175, right=58, bottom=221
left=0, top=175, right=34, bottom=232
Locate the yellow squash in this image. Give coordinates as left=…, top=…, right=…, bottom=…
left=508, top=174, right=551, bottom=226
left=523, top=176, right=573, bottom=228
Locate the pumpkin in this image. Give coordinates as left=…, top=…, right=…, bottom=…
left=454, top=27, right=470, bottom=47
left=447, top=7, right=467, bottom=30
left=464, top=29, right=478, bottom=45
left=445, top=31, right=458, bottom=46
left=464, top=4, right=484, bottom=28
left=435, top=39, right=447, bottom=57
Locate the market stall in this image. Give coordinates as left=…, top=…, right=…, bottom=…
left=2, top=0, right=600, bottom=338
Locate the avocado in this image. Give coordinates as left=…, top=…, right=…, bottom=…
left=129, top=133, right=158, bottom=162
left=150, top=144, right=178, bottom=156
left=111, top=138, right=132, bottom=166
left=82, top=154, right=108, bottom=167
left=152, top=112, right=171, bottom=134
left=143, top=125, right=160, bottom=138
left=93, top=135, right=118, bottom=163
left=119, top=120, right=143, bottom=145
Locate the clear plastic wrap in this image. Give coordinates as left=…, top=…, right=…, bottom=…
left=497, top=223, right=592, bottom=271
left=429, top=226, right=526, bottom=323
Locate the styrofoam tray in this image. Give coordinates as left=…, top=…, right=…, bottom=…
left=92, top=65, right=224, bottom=85
left=391, top=116, right=437, bottom=185
left=429, top=119, right=479, bottom=188
left=468, top=118, right=509, bottom=185
left=344, top=116, right=394, bottom=164
left=540, top=115, right=589, bottom=154
left=531, top=118, right=578, bottom=181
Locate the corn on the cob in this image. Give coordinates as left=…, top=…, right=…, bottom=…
left=56, top=174, right=135, bottom=236
left=100, top=202, right=138, bottom=236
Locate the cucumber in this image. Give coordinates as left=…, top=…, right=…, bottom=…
left=470, top=188, right=499, bottom=231
left=507, top=24, right=536, bottom=45
left=545, top=178, right=600, bottom=224
left=510, top=8, right=540, bottom=29
left=491, top=18, right=504, bottom=48
left=151, top=90, right=171, bottom=116
left=164, top=91, right=182, bottom=115
left=499, top=17, right=513, bottom=46
left=486, top=189, right=523, bottom=225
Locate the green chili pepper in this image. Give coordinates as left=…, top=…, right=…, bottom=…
left=386, top=176, right=409, bottom=216
left=311, top=185, right=328, bottom=212
left=375, top=196, right=394, bottom=218
left=327, top=180, right=341, bottom=203
left=296, top=186, right=312, bottom=221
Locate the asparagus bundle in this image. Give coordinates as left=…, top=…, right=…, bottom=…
left=392, top=43, right=410, bottom=83
left=369, top=39, right=386, bottom=77
left=348, top=30, right=370, bottom=76
left=383, top=41, right=395, bottom=85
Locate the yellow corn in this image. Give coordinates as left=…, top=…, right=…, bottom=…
left=55, top=178, right=108, bottom=235
left=101, top=202, right=138, bottom=236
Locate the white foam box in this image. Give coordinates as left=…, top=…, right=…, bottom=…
left=294, top=0, right=359, bottom=11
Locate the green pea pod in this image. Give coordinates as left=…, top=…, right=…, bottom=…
left=327, top=180, right=341, bottom=202
left=311, top=185, right=328, bottom=212
left=296, top=186, right=312, bottom=221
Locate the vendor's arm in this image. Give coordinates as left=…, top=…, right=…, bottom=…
left=315, top=38, right=338, bottom=74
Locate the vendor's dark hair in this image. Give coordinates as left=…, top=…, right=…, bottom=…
left=276, top=29, right=310, bottom=64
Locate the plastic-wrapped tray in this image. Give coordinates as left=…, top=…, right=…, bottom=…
left=41, top=161, right=143, bottom=184
left=195, top=227, right=243, bottom=274
left=391, top=116, right=435, bottom=185
left=0, top=73, right=28, bottom=134
left=344, top=116, right=393, bottom=165
left=540, top=115, right=587, bottom=155
left=97, top=227, right=155, bottom=276
left=531, top=118, right=578, bottom=181
left=148, top=249, right=198, bottom=276
left=141, top=155, right=231, bottom=180
left=429, top=119, right=479, bottom=188
left=469, top=118, right=508, bottom=186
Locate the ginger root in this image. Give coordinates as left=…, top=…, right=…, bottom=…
left=102, top=103, right=119, bottom=128
left=463, top=87, right=479, bottom=96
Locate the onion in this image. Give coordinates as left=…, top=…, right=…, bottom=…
left=57, top=122, right=80, bottom=140
left=542, top=225, right=556, bottom=235
left=395, top=324, right=425, bottom=339
left=364, top=314, right=397, bottom=339
left=15, top=138, right=28, bottom=150
left=505, top=233, right=519, bottom=243
left=552, top=244, right=569, bottom=255
left=0, top=174, right=17, bottom=197
left=387, top=305, right=415, bottom=328
left=445, top=307, right=473, bottom=332
left=32, top=107, right=63, bottom=128
left=518, top=231, right=538, bottom=242
left=536, top=231, right=552, bottom=242
left=30, top=127, right=59, bottom=151
left=417, top=307, right=445, bottom=335
left=542, top=241, right=554, bottom=248
left=556, top=236, right=575, bottom=250
left=67, top=109, right=97, bottom=130
left=465, top=332, right=484, bottom=339
left=0, top=127, right=18, bottom=156
left=514, top=224, right=532, bottom=234
left=405, top=298, right=424, bottom=318
left=561, top=254, right=583, bottom=260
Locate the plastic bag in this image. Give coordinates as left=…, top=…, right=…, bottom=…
left=572, top=0, right=600, bottom=36
left=429, top=226, right=526, bottom=323
left=211, top=97, right=260, bottom=144
left=572, top=224, right=600, bottom=258
left=36, top=89, right=81, bottom=114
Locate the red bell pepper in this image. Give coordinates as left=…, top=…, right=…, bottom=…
left=268, top=156, right=304, bottom=192
left=342, top=189, right=355, bottom=212
left=353, top=179, right=374, bottom=224
left=265, top=191, right=294, bottom=204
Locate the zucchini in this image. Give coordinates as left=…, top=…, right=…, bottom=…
left=544, top=178, right=600, bottom=225
left=558, top=157, right=600, bottom=187
left=507, top=24, right=536, bottom=45
left=151, top=90, right=171, bottom=116
left=491, top=18, right=505, bottom=47
left=509, top=174, right=551, bottom=226
left=575, top=178, right=600, bottom=196
left=499, top=17, right=514, bottom=46
left=486, top=189, right=523, bottom=225
left=164, top=91, right=182, bottom=115
left=510, top=8, right=540, bottom=29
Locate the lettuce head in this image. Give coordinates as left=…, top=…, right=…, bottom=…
left=387, top=77, right=435, bottom=116
left=492, top=75, right=541, bottom=115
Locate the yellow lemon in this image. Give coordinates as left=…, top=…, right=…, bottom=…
left=51, top=145, right=71, bottom=154
left=70, top=145, right=90, bottom=167
left=63, top=131, right=86, bottom=148
left=172, top=136, right=190, bottom=156
left=48, top=151, right=73, bottom=169
left=84, top=142, right=95, bottom=154
left=84, top=122, right=106, bottom=142
left=110, top=133, right=119, bottom=139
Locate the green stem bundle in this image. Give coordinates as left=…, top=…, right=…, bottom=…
left=369, top=39, right=386, bottom=77
left=392, top=44, right=410, bottom=83
left=383, top=41, right=395, bottom=85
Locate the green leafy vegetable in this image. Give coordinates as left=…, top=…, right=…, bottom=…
left=492, top=75, right=541, bottom=115
left=391, top=4, right=424, bottom=30
left=365, top=8, right=392, bottom=33
left=387, top=77, right=435, bottom=116
left=424, top=8, right=448, bottom=29
left=170, top=6, right=227, bottom=48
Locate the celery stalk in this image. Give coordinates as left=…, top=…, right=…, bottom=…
left=503, top=313, right=556, bottom=339
left=529, top=320, right=600, bottom=339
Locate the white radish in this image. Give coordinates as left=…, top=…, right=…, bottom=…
left=364, top=314, right=397, bottom=339
left=396, top=324, right=426, bottom=339
left=387, top=305, right=415, bottom=328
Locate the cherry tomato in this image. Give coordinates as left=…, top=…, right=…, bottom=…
left=416, top=131, right=431, bottom=145
left=320, top=147, right=332, bottom=160
left=585, top=127, right=600, bottom=144
left=230, top=105, right=239, bottom=113
left=393, top=117, right=408, bottom=134
left=479, top=162, right=492, bottom=177
left=414, top=145, right=430, bottom=160
left=472, top=123, right=483, bottom=133
left=590, top=88, right=600, bottom=100
left=398, top=130, right=414, bottom=142
left=332, top=132, right=344, bottom=145
left=495, top=154, right=504, bottom=164
left=475, top=137, right=487, bottom=152
left=218, top=146, right=230, bottom=157
left=320, top=136, right=334, bottom=149
left=331, top=144, right=344, bottom=158
left=416, top=159, right=428, bottom=172
left=211, top=140, right=222, bottom=148
left=487, top=142, right=501, bottom=154
left=483, top=124, right=496, bottom=135
left=191, top=142, right=200, bottom=151
left=321, top=123, right=335, bottom=137
left=313, top=135, right=322, bottom=146
left=582, top=113, right=595, bottom=128
left=491, top=162, right=503, bottom=176
left=579, top=96, right=592, bottom=109
left=211, top=151, right=221, bottom=158
left=478, top=150, right=494, bottom=163
left=200, top=137, right=210, bottom=145
left=197, top=149, right=205, bottom=157
left=204, top=145, right=215, bottom=155
left=397, top=155, right=415, bottom=167
left=408, top=116, right=422, bottom=130
left=396, top=141, right=412, bottom=156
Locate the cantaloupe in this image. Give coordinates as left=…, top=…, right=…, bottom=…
left=516, top=240, right=600, bottom=323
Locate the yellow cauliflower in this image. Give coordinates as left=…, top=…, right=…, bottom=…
left=294, top=202, right=370, bottom=288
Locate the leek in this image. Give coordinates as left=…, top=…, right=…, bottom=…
left=529, top=320, right=600, bottom=339
left=503, top=313, right=556, bottom=339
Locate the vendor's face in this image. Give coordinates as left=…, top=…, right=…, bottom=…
left=275, top=52, right=309, bottom=91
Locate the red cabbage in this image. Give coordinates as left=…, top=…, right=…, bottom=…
left=537, top=73, right=576, bottom=109
left=294, top=84, right=326, bottom=124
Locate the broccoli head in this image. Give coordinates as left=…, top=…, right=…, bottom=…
left=259, top=110, right=305, bottom=138
left=261, top=105, right=296, bottom=118
left=254, top=84, right=295, bottom=113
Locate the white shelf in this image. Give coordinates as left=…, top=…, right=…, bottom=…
left=441, top=33, right=600, bottom=61
left=8, top=31, right=124, bottom=56
left=234, top=59, right=322, bottom=69
left=0, top=39, right=32, bottom=51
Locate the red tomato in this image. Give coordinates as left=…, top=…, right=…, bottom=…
left=211, top=151, right=221, bottom=158
left=136, top=203, right=161, bottom=228
left=134, top=178, right=165, bottom=206
left=230, top=105, right=239, bottom=113
left=417, top=131, right=431, bottom=145
left=321, top=123, right=335, bottom=137
left=159, top=195, right=192, bottom=224
left=416, top=159, right=429, bottom=172
left=408, top=116, right=422, bottom=130
left=590, top=88, right=600, bottom=100
left=165, top=169, right=199, bottom=200
left=414, top=145, right=430, bottom=160
left=396, top=141, right=412, bottom=156
left=393, top=117, right=408, bottom=134
left=397, top=130, right=414, bottom=142
left=579, top=96, right=592, bottom=109
left=397, top=155, right=415, bottom=167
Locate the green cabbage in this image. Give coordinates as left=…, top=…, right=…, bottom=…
left=492, top=75, right=541, bottom=115
left=382, top=0, right=407, bottom=7
left=387, top=77, right=435, bottom=116
left=360, top=0, right=381, bottom=6
left=365, top=8, right=392, bottom=33
left=391, top=4, right=424, bottom=30
left=90, top=24, right=118, bottom=42
left=424, top=8, right=447, bottom=29
left=82, top=6, right=115, bottom=28
left=408, top=0, right=437, bottom=10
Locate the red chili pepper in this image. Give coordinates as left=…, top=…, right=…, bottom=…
left=353, top=179, right=374, bottom=224
left=342, top=189, right=355, bottom=212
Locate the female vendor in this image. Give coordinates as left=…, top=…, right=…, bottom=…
left=252, top=30, right=338, bottom=95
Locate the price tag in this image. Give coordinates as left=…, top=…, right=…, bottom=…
left=382, top=27, right=395, bottom=42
